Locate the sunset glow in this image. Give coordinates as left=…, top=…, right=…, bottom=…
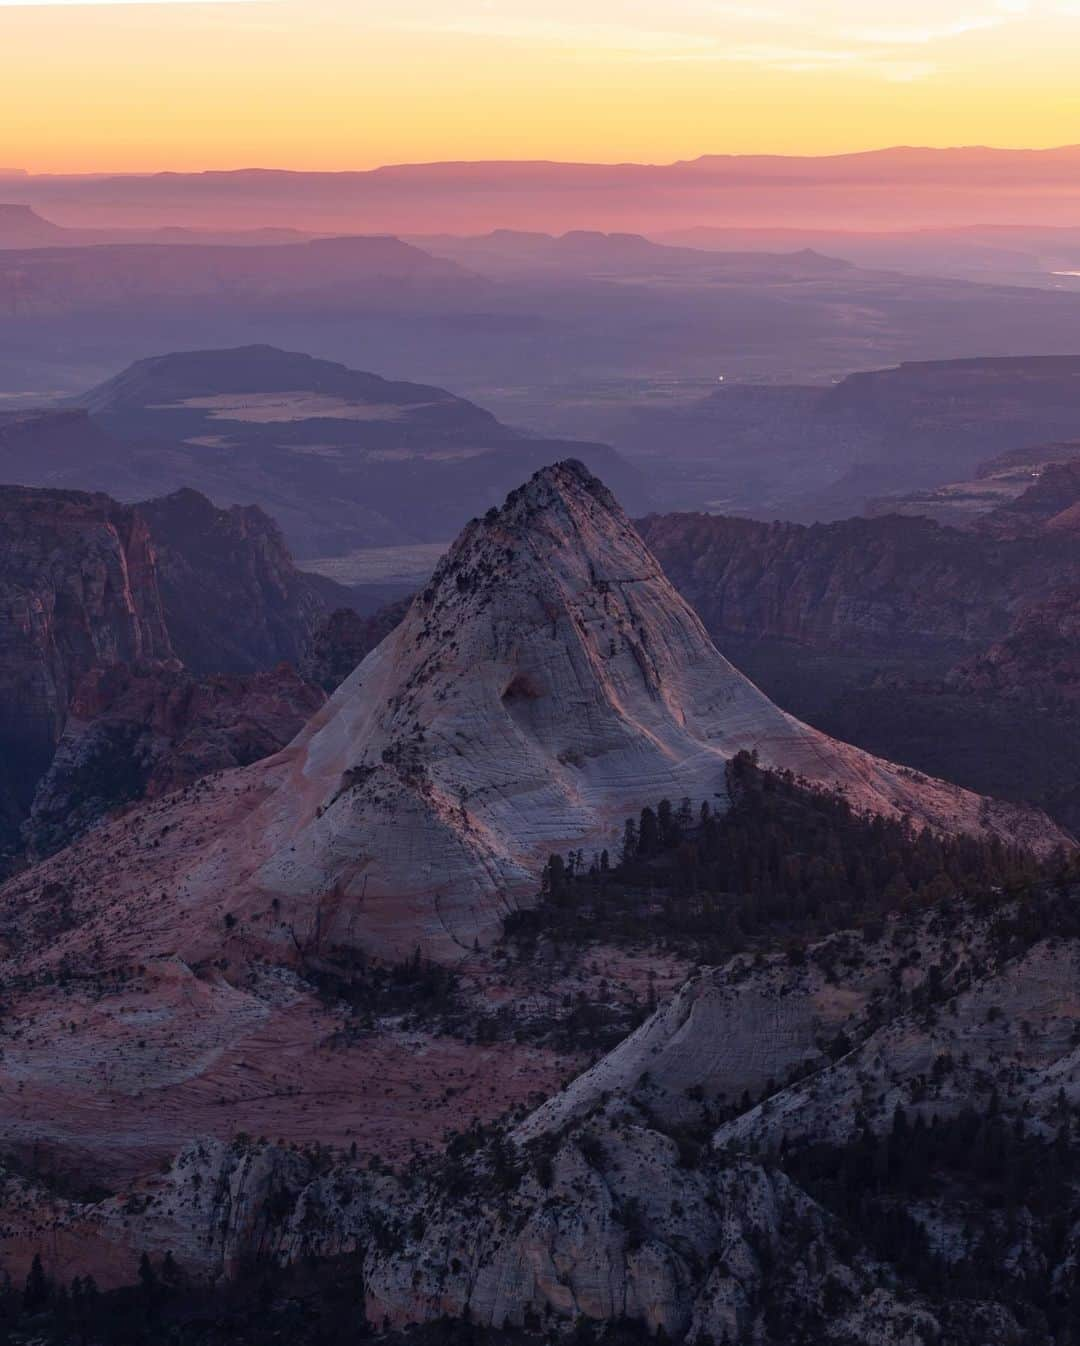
left=3, top=0, right=1080, bottom=173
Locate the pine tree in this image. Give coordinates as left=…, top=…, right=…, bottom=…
left=23, top=1253, right=49, bottom=1313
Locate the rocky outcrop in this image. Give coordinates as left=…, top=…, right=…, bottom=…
left=638, top=510, right=1080, bottom=662
left=301, top=600, right=411, bottom=692
left=25, top=659, right=325, bottom=859
left=0, top=482, right=348, bottom=869
left=137, top=487, right=336, bottom=675
left=0, top=485, right=172, bottom=863
left=8, top=879, right=1079, bottom=1344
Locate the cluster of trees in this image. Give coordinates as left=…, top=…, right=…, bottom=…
left=508, top=752, right=1056, bottom=963
left=311, top=947, right=461, bottom=1033
left=786, top=1099, right=1080, bottom=1342
left=0, top=1249, right=369, bottom=1346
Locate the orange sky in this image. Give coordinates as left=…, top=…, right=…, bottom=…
left=2, top=0, right=1080, bottom=173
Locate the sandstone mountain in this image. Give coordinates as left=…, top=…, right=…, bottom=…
left=0, top=462, right=1066, bottom=981
left=0, top=464, right=1076, bottom=1340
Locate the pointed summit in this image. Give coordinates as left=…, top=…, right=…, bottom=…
left=1, top=464, right=1069, bottom=969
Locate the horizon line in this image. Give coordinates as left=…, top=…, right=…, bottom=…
left=8, top=142, right=1080, bottom=179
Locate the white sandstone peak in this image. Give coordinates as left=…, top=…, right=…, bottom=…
left=4, top=461, right=1065, bottom=971
left=235, top=458, right=1064, bottom=960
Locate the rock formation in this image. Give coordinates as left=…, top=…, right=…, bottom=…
left=0, top=461, right=1066, bottom=976
left=136, top=486, right=338, bottom=675
left=0, top=464, right=1075, bottom=1340
left=25, top=659, right=325, bottom=860
left=638, top=509, right=1079, bottom=664
left=0, top=482, right=344, bottom=868
left=638, top=493, right=1080, bottom=833
left=302, top=599, right=412, bottom=692
left=0, top=485, right=171, bottom=862
left=6, top=876, right=1080, bottom=1346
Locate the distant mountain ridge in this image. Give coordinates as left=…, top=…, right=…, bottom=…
left=408, top=228, right=853, bottom=279
left=68, top=345, right=646, bottom=555
left=0, top=233, right=477, bottom=314
left=9, top=146, right=1080, bottom=232
left=617, top=354, right=1080, bottom=521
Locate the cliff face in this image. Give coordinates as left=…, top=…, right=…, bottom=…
left=0, top=483, right=341, bottom=869
left=25, top=660, right=325, bottom=860
left=638, top=510, right=1079, bottom=662
left=300, top=599, right=412, bottom=692
left=637, top=498, right=1080, bottom=831
left=0, top=486, right=172, bottom=859
left=137, top=488, right=332, bottom=675
left=950, top=586, right=1080, bottom=705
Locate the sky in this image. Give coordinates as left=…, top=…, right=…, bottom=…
left=2, top=0, right=1080, bottom=173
